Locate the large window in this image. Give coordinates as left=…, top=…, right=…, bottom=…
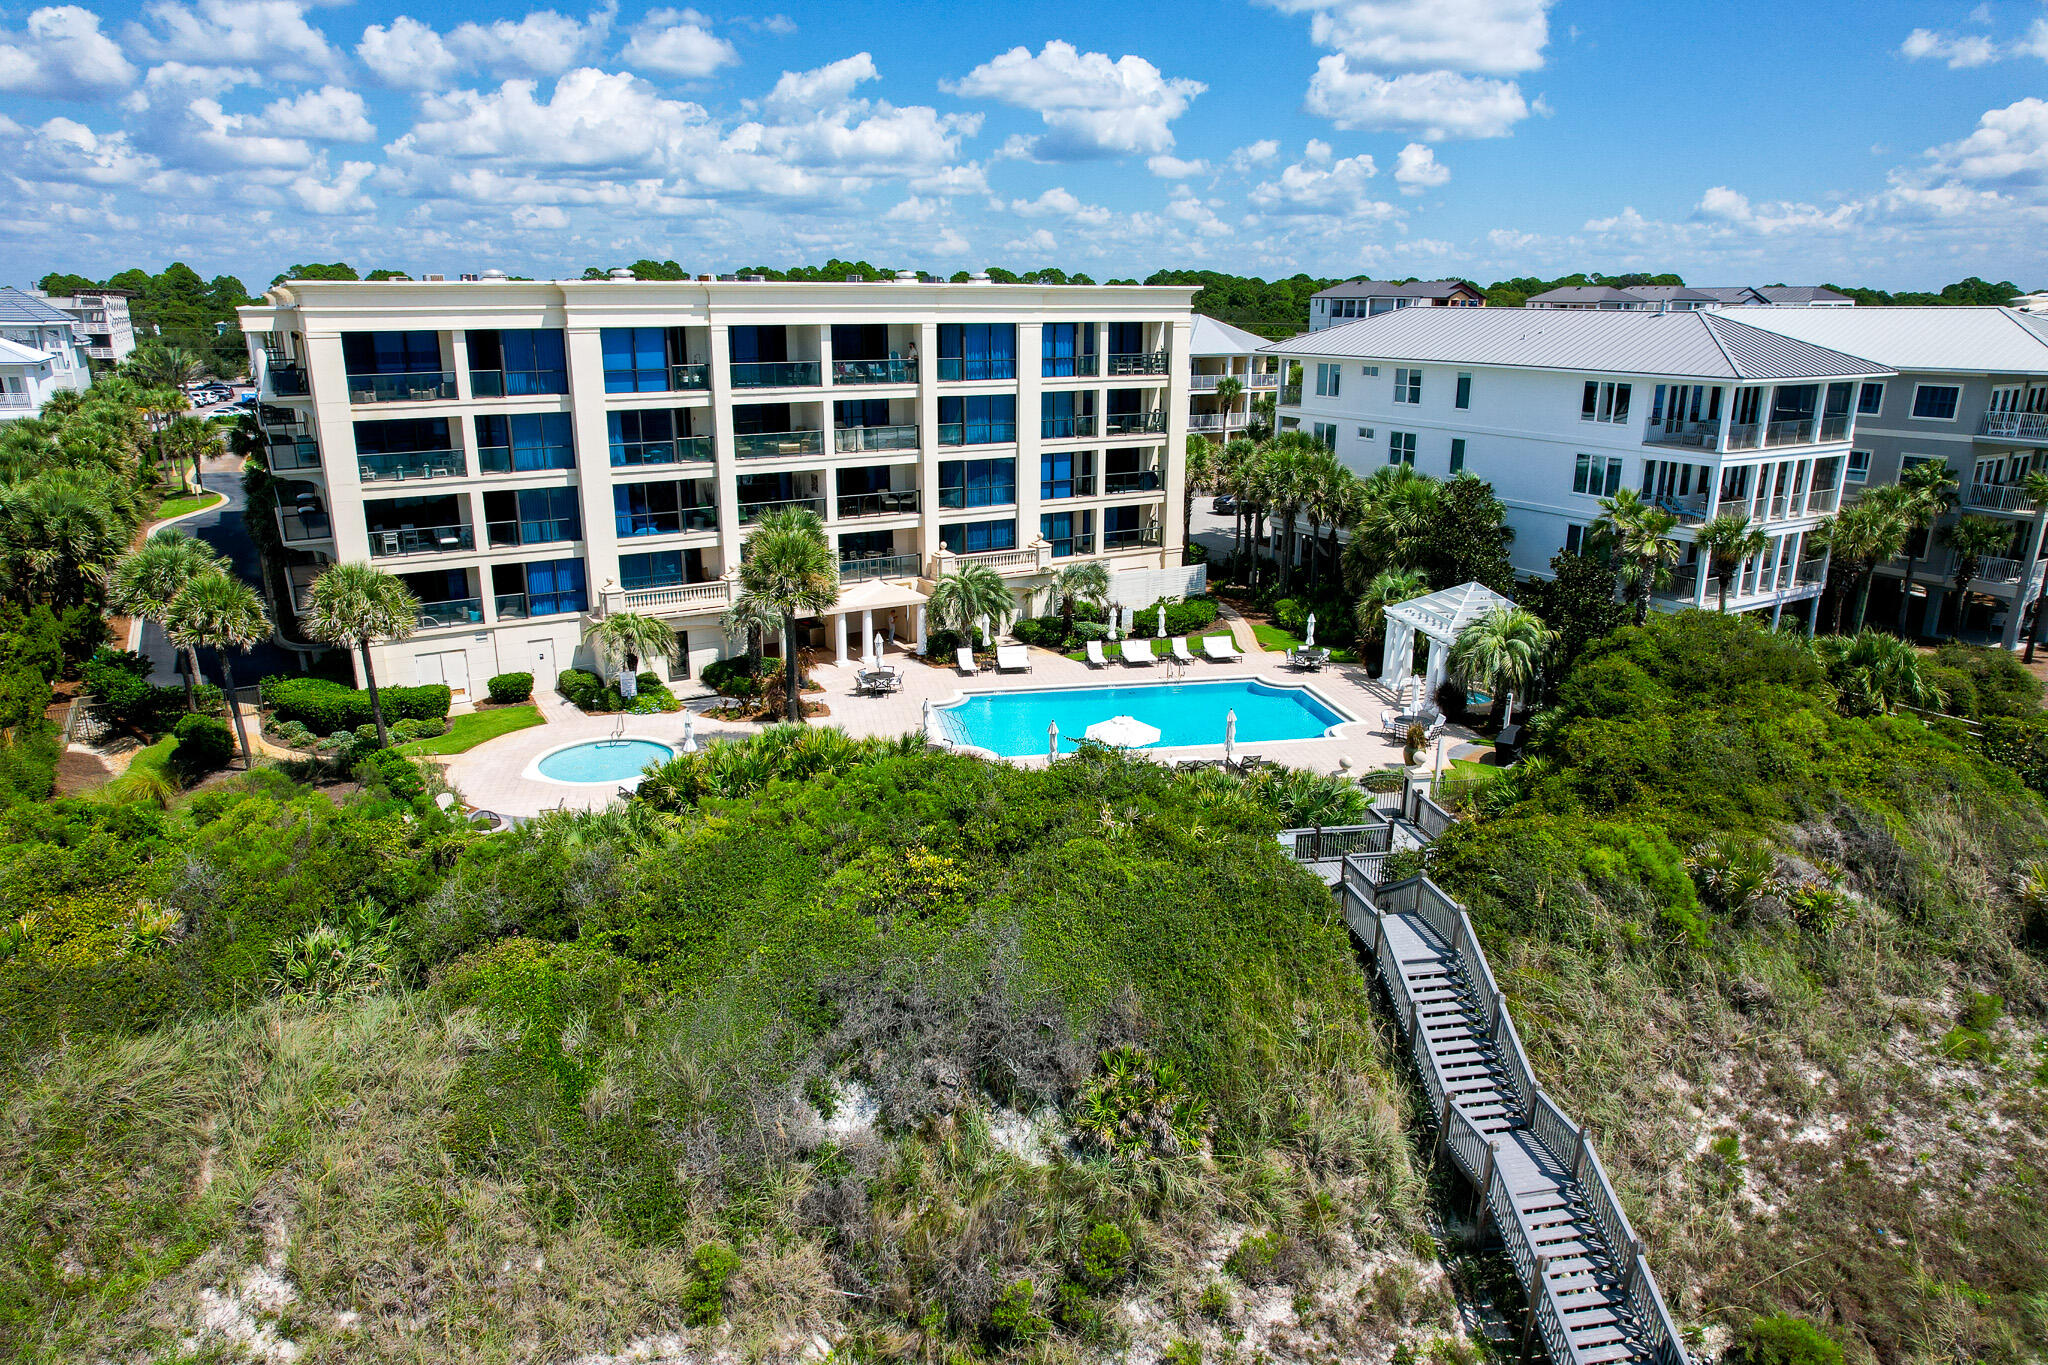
left=1911, top=384, right=1961, bottom=420
left=1846, top=449, right=1871, bottom=484
left=619, top=549, right=706, bottom=592
left=614, top=482, right=710, bottom=538
left=1387, top=431, right=1416, bottom=466
left=341, top=331, right=440, bottom=375
left=469, top=329, right=567, bottom=395
left=1581, top=381, right=1632, bottom=424
left=1041, top=509, right=1093, bottom=558
left=1314, top=362, right=1341, bottom=398
left=1041, top=322, right=1096, bottom=376
left=1857, top=381, right=1885, bottom=414
left=606, top=408, right=696, bottom=465
left=1312, top=422, right=1338, bottom=449
left=1041, top=389, right=1092, bottom=438
left=939, top=518, right=1017, bottom=553
left=1450, top=438, right=1466, bottom=473
left=1394, top=368, right=1422, bottom=404
left=938, top=458, right=1016, bottom=508
left=1040, top=451, right=1089, bottom=499
left=497, top=558, right=587, bottom=615
left=1574, top=453, right=1623, bottom=496
left=475, top=412, right=574, bottom=471
left=939, top=394, right=1018, bottom=445
left=938, top=323, right=1017, bottom=381
left=601, top=327, right=672, bottom=393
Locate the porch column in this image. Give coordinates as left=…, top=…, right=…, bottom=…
left=1424, top=636, right=1451, bottom=697
left=1379, top=620, right=1411, bottom=686
left=834, top=612, right=849, bottom=666
left=860, top=608, right=874, bottom=665
left=915, top=604, right=928, bottom=655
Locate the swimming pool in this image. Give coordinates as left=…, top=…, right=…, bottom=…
left=936, top=679, right=1352, bottom=759
left=533, top=738, right=675, bottom=784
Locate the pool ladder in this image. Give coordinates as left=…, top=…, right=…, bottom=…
left=608, top=715, right=626, bottom=743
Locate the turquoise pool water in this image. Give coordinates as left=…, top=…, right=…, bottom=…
left=938, top=679, right=1351, bottom=759
left=536, top=738, right=675, bottom=783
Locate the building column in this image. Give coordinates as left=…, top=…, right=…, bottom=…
left=834, top=611, right=848, bottom=665
left=1379, top=621, right=1411, bottom=686
left=915, top=604, right=927, bottom=655
left=861, top=607, right=874, bottom=663
left=1424, top=636, right=1450, bottom=697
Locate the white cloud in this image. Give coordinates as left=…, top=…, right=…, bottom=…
left=181, top=97, right=313, bottom=166
left=1305, top=139, right=1333, bottom=163
left=1305, top=60, right=1529, bottom=138
left=1917, top=96, right=2048, bottom=186
left=130, top=0, right=339, bottom=81
left=122, top=59, right=256, bottom=108
left=511, top=203, right=571, bottom=230
left=396, top=68, right=703, bottom=173
left=0, top=6, right=137, bottom=98
left=1008, top=186, right=1113, bottom=225
left=882, top=195, right=941, bottom=222
left=944, top=40, right=1204, bottom=158
left=1227, top=139, right=1280, bottom=171
left=1901, top=28, right=2000, bottom=67
left=760, top=52, right=875, bottom=114
left=262, top=85, right=375, bottom=141
left=1393, top=141, right=1449, bottom=192
left=2019, top=19, right=2048, bottom=61
left=1259, top=0, right=1552, bottom=75
left=445, top=5, right=616, bottom=79
left=1163, top=185, right=1230, bottom=235
left=1147, top=154, right=1208, bottom=177
left=22, top=117, right=162, bottom=186
left=621, top=8, right=738, bottom=78
left=1247, top=151, right=1397, bottom=222
left=1005, top=227, right=1059, bottom=254
left=289, top=157, right=375, bottom=214
left=357, top=16, right=459, bottom=91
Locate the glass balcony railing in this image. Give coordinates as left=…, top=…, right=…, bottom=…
left=416, top=597, right=484, bottom=629
left=1047, top=535, right=1095, bottom=559
left=1040, top=475, right=1096, bottom=499
left=730, top=360, right=821, bottom=388
left=937, top=484, right=1016, bottom=510
left=478, top=444, right=576, bottom=473
left=1765, top=418, right=1815, bottom=447
left=1107, top=351, right=1169, bottom=376
left=609, top=436, right=711, bottom=468
left=1041, top=414, right=1097, bottom=439
left=469, top=368, right=569, bottom=397
left=1104, top=410, right=1166, bottom=436
left=1042, top=354, right=1099, bottom=378
left=357, top=449, right=464, bottom=483
left=266, top=365, right=309, bottom=397
left=276, top=508, right=330, bottom=543
left=1281, top=384, right=1303, bottom=405
left=494, top=592, right=530, bottom=620
left=1104, top=469, right=1162, bottom=494
left=616, top=507, right=717, bottom=538
left=938, top=422, right=1018, bottom=446
left=937, top=357, right=1017, bottom=381
left=837, top=490, right=921, bottom=519
left=832, top=358, right=917, bottom=385
left=834, top=424, right=918, bottom=453
left=347, top=372, right=458, bottom=403
left=486, top=517, right=580, bottom=548
left=1725, top=423, right=1762, bottom=451
left=368, top=524, right=472, bottom=557
left=266, top=437, right=321, bottom=472
left=840, top=553, right=922, bottom=582
left=738, top=497, right=827, bottom=524
left=669, top=363, right=709, bottom=390
left=1819, top=415, right=1850, bottom=442
left=1102, top=526, right=1163, bottom=550
left=733, top=429, right=826, bottom=459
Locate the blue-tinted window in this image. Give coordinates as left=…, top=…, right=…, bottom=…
left=354, top=417, right=450, bottom=452
left=513, top=486, right=580, bottom=542
left=1041, top=452, right=1075, bottom=499
left=619, top=551, right=684, bottom=591
left=524, top=558, right=587, bottom=615
left=938, top=519, right=1016, bottom=553
left=498, top=329, right=567, bottom=393
left=1041, top=510, right=1093, bottom=558
left=939, top=458, right=1016, bottom=508
left=602, top=327, right=671, bottom=392
left=1041, top=322, right=1095, bottom=376
left=342, top=331, right=441, bottom=375
left=937, top=323, right=1017, bottom=380
left=475, top=412, right=574, bottom=469
left=938, top=394, right=1017, bottom=444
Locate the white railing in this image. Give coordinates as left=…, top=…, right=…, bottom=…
left=1981, top=411, right=2048, bottom=441
left=959, top=547, right=1042, bottom=573
left=606, top=580, right=734, bottom=614
left=1966, top=481, right=2037, bottom=514
left=1189, top=412, right=1246, bottom=430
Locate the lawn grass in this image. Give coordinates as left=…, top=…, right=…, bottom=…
left=1247, top=620, right=1358, bottom=663
left=396, top=703, right=544, bottom=755
left=152, top=490, right=224, bottom=522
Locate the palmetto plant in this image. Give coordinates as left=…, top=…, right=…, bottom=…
left=123, top=342, right=206, bottom=392
left=1069, top=1045, right=1212, bottom=1160
left=166, top=571, right=271, bottom=765
left=928, top=560, right=1015, bottom=641
left=160, top=414, right=221, bottom=495
left=1693, top=511, right=1770, bottom=612
left=719, top=592, right=778, bottom=672
left=738, top=508, right=839, bottom=722
left=1895, top=459, right=1959, bottom=634
left=265, top=899, right=392, bottom=1004
left=109, top=531, right=227, bottom=712
left=1816, top=487, right=1911, bottom=633
left=0, top=467, right=146, bottom=606
left=1353, top=566, right=1430, bottom=644
left=1049, top=560, right=1110, bottom=637
left=1181, top=431, right=1215, bottom=544
left=1345, top=464, right=1441, bottom=587
left=1937, top=514, right=2015, bottom=636
left=1448, top=606, right=1554, bottom=730
left=300, top=561, right=420, bottom=749
left=1592, top=488, right=1683, bottom=623
left=584, top=611, right=677, bottom=676
left=1814, top=629, right=1946, bottom=715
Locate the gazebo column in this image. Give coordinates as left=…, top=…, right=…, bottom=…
left=1379, top=620, right=1412, bottom=686
left=1424, top=636, right=1451, bottom=699
left=834, top=612, right=848, bottom=665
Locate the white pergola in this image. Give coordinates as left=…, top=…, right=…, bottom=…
left=1378, top=581, right=1517, bottom=696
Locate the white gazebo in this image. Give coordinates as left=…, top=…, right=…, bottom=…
left=1378, top=581, right=1517, bottom=696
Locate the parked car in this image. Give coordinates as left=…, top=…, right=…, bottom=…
left=1211, top=494, right=1238, bottom=513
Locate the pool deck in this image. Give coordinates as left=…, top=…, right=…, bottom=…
left=436, top=633, right=1475, bottom=817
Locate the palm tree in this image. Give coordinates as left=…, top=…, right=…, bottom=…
left=1210, top=374, right=1244, bottom=444
left=1693, top=512, right=1770, bottom=612
left=1449, top=606, right=1554, bottom=730
left=1217, top=436, right=1258, bottom=574
left=1894, top=460, right=1959, bottom=635
left=1816, top=488, right=1912, bottom=633
left=124, top=342, right=205, bottom=392
left=108, top=531, right=226, bottom=711
left=1345, top=464, right=1441, bottom=586
left=1592, top=488, right=1683, bottom=624
left=1049, top=560, right=1110, bottom=637
left=1937, top=514, right=2016, bottom=636
left=720, top=592, right=778, bottom=672
left=1182, top=433, right=1215, bottom=552
left=584, top=611, right=678, bottom=677
left=928, top=560, right=1015, bottom=643
left=0, top=468, right=142, bottom=606
left=300, top=562, right=420, bottom=749
left=738, top=510, right=839, bottom=722
left=161, top=414, right=221, bottom=495
left=1318, top=462, right=1364, bottom=590
left=165, top=572, right=271, bottom=765
left=1264, top=433, right=1322, bottom=592
left=1353, top=566, right=1430, bottom=648
left=2018, top=470, right=2048, bottom=662
left=1815, top=630, right=1946, bottom=715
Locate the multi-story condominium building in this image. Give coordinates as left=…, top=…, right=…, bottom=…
left=33, top=287, right=136, bottom=365
left=1731, top=306, right=2048, bottom=644
left=1264, top=308, right=1891, bottom=625
left=238, top=276, right=1192, bottom=699
left=1187, top=314, right=1280, bottom=440
left=1528, top=283, right=1854, bottom=311
left=0, top=286, right=92, bottom=420
left=1308, top=279, right=1484, bottom=331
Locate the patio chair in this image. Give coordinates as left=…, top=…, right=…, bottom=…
left=995, top=645, right=1032, bottom=673
left=1085, top=640, right=1110, bottom=668
left=1170, top=637, right=1196, bottom=665
left=956, top=647, right=979, bottom=675
left=1423, top=715, right=1446, bottom=745
left=1120, top=638, right=1156, bottom=667
left=1202, top=634, right=1243, bottom=662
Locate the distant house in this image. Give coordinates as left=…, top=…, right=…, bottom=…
left=2008, top=291, right=2048, bottom=315
left=1747, top=285, right=1854, bottom=308
left=0, top=286, right=93, bottom=421
left=1186, top=314, right=1281, bottom=440
left=33, top=287, right=137, bottom=364
left=1530, top=283, right=1854, bottom=311
left=1525, top=285, right=1663, bottom=311
left=1308, top=279, right=1483, bottom=331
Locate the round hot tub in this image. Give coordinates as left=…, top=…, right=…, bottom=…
left=533, top=738, right=675, bottom=785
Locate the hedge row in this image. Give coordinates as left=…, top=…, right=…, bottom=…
left=261, top=676, right=451, bottom=732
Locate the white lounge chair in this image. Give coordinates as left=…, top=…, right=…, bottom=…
left=995, top=645, right=1032, bottom=672
left=1202, top=634, right=1243, bottom=662
left=956, top=646, right=979, bottom=675
left=1085, top=640, right=1110, bottom=668
left=1121, top=638, right=1156, bottom=666
left=1170, top=637, right=1196, bottom=665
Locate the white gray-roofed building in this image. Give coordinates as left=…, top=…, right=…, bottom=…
left=1187, top=313, right=1280, bottom=439
left=1749, top=285, right=1854, bottom=307
left=1264, top=308, right=1892, bottom=627
left=33, top=287, right=137, bottom=364
left=1530, top=283, right=1853, bottom=311
left=0, top=286, right=93, bottom=419
left=1308, top=278, right=1484, bottom=330
left=1525, top=285, right=1661, bottom=310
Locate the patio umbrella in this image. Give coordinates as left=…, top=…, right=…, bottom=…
left=1303, top=613, right=1316, bottom=649
left=873, top=631, right=885, bottom=663
left=1225, top=708, right=1236, bottom=765
left=1048, top=720, right=1059, bottom=759
left=1085, top=714, right=1161, bottom=749
left=1156, top=605, right=1166, bottom=638
left=681, top=716, right=698, bottom=754
left=922, top=697, right=933, bottom=739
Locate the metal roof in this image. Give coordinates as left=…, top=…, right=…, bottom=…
left=1619, top=285, right=1721, bottom=303
left=1726, top=306, right=2048, bottom=375
left=1312, top=278, right=1477, bottom=301
left=0, top=286, right=83, bottom=329
left=1259, top=307, right=1892, bottom=381
left=1527, top=285, right=1646, bottom=305
left=1693, top=286, right=1767, bottom=305
left=1753, top=285, right=1852, bottom=305
left=1188, top=313, right=1271, bottom=356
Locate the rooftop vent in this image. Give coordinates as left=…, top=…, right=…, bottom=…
left=742, top=273, right=768, bottom=282
left=459, top=273, right=479, bottom=282
left=480, top=268, right=507, bottom=281
left=969, top=270, right=991, bottom=283
left=423, top=273, right=446, bottom=282
left=718, top=274, right=738, bottom=281
left=844, top=273, right=865, bottom=282
left=698, top=274, right=713, bottom=281
left=609, top=267, right=635, bottom=281
left=893, top=270, right=919, bottom=284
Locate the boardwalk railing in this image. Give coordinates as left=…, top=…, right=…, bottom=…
left=1274, top=822, right=1390, bottom=864
left=1286, top=784, right=1687, bottom=1365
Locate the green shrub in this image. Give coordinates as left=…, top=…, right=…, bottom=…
left=354, top=748, right=426, bottom=801
left=1358, top=766, right=1406, bottom=793
left=81, top=648, right=155, bottom=727
left=1382, top=848, right=1425, bottom=883
left=1011, top=616, right=1067, bottom=649
left=391, top=716, right=447, bottom=743
left=486, top=671, right=533, bottom=704
left=56, top=605, right=107, bottom=676
left=1078, top=1222, right=1133, bottom=1287
left=1224, top=1231, right=1287, bottom=1284
left=266, top=677, right=450, bottom=731
left=1150, top=595, right=1220, bottom=635
left=988, top=1277, right=1049, bottom=1342
left=1198, top=1282, right=1231, bottom=1318
left=170, top=713, right=235, bottom=778
left=557, top=667, right=607, bottom=710
left=0, top=666, right=54, bottom=732
left=7, top=604, right=62, bottom=681
left=1073, top=620, right=1110, bottom=642
left=702, top=655, right=765, bottom=698
left=924, top=627, right=985, bottom=658
left=1162, top=1339, right=1202, bottom=1365
left=681, top=1241, right=741, bottom=1325
left=269, top=719, right=316, bottom=749
left=1733, top=1314, right=1843, bottom=1365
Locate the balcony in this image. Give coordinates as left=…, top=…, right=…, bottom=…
left=266, top=437, right=321, bottom=472
left=486, top=517, right=579, bottom=549
left=1281, top=384, right=1303, bottom=405
left=837, top=490, right=920, bottom=519
left=604, top=579, right=734, bottom=615
left=1042, top=354, right=1099, bottom=378
left=1189, top=412, right=1247, bottom=432
left=470, top=368, right=568, bottom=397
left=494, top=592, right=533, bottom=620
left=1104, top=469, right=1162, bottom=494
left=1796, top=556, right=1830, bottom=586
left=369, top=524, right=472, bottom=557
left=266, top=365, right=309, bottom=397
left=840, top=553, right=922, bottom=582
left=478, top=444, right=576, bottom=474
left=832, top=358, right=917, bottom=385
left=348, top=372, right=458, bottom=404
left=1102, top=525, right=1163, bottom=551
left=0, top=392, right=29, bottom=410
left=1041, top=414, right=1097, bottom=440
left=937, top=358, right=1017, bottom=381
left=1188, top=374, right=1227, bottom=391
left=733, top=429, right=826, bottom=460
left=1803, top=486, right=1841, bottom=516
left=670, top=363, right=710, bottom=391
left=1972, top=555, right=2031, bottom=586
left=738, top=496, right=827, bottom=524
left=964, top=545, right=1052, bottom=573
left=617, top=506, right=717, bottom=538
left=1643, top=421, right=1721, bottom=450
left=1966, top=480, right=2037, bottom=514
left=1650, top=564, right=1701, bottom=603
left=358, top=449, right=464, bottom=483
left=1766, top=419, right=1817, bottom=448
left=1249, top=373, right=1280, bottom=389
left=1980, top=411, right=2048, bottom=442
left=1820, top=415, right=1850, bottom=442
left=610, top=436, right=711, bottom=468
left=1042, top=536, right=1094, bottom=560
left=939, top=422, right=1018, bottom=446
left=276, top=508, right=331, bottom=543
left=730, top=360, right=821, bottom=389
left=834, top=424, right=918, bottom=453
left=416, top=597, right=484, bottom=629
left=1104, top=410, right=1167, bottom=436
left=1107, top=351, right=1169, bottom=376
left=1041, top=475, right=1096, bottom=500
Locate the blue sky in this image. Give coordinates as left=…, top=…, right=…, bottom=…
left=4, top=0, right=2047, bottom=290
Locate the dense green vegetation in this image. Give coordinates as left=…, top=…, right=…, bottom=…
left=37, top=264, right=254, bottom=376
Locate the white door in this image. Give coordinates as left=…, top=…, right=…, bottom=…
left=419, top=649, right=470, bottom=700
left=528, top=639, right=556, bottom=692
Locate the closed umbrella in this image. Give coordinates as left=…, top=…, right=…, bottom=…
left=681, top=715, right=698, bottom=754
left=1156, top=605, right=1166, bottom=638
left=922, top=697, right=934, bottom=739
left=1084, top=715, right=1161, bottom=749
left=873, top=631, right=885, bottom=663
left=1303, top=613, right=1316, bottom=649
left=1225, top=708, right=1237, bottom=765
left=1048, top=720, right=1059, bottom=759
